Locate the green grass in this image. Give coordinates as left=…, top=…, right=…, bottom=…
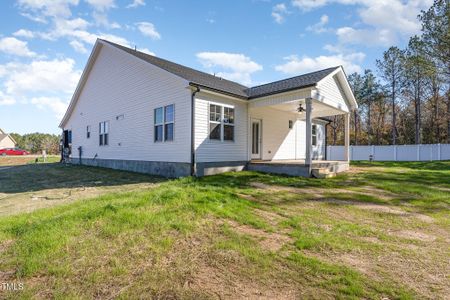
left=0, top=161, right=449, bottom=299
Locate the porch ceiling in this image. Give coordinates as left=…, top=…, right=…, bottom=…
left=263, top=98, right=348, bottom=119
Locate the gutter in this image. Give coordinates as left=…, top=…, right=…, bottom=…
left=190, top=86, right=200, bottom=176
left=188, top=83, right=247, bottom=100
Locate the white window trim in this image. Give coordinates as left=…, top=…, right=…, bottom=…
left=208, top=102, right=235, bottom=142
left=99, top=121, right=109, bottom=146
left=312, top=124, right=317, bottom=147
left=154, top=104, right=175, bottom=143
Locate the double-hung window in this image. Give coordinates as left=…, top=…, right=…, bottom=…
left=312, top=124, right=317, bottom=146
left=209, top=103, right=234, bottom=141
left=154, top=104, right=174, bottom=142
left=99, top=121, right=109, bottom=146
left=86, top=125, right=91, bottom=139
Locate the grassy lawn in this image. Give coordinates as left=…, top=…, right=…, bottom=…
left=0, top=161, right=449, bottom=299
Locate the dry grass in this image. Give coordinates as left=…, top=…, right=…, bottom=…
left=0, top=161, right=449, bottom=299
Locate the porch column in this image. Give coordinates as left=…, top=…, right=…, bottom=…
left=305, top=97, right=312, bottom=174
left=344, top=112, right=350, bottom=161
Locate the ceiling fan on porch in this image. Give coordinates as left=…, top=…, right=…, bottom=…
left=297, top=103, right=305, bottom=113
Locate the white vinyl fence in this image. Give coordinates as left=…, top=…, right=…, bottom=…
left=327, top=144, right=450, bottom=161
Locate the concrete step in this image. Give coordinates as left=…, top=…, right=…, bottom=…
left=311, top=168, right=336, bottom=179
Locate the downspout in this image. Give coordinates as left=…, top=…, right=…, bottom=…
left=190, top=86, right=200, bottom=176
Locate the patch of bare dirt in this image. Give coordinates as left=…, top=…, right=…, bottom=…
left=249, top=182, right=434, bottom=223
left=389, top=230, right=437, bottom=242
left=226, top=220, right=292, bottom=252
left=253, top=208, right=285, bottom=227
left=189, top=261, right=299, bottom=300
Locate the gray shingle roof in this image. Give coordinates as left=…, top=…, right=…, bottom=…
left=246, top=67, right=339, bottom=99
left=102, top=40, right=339, bottom=100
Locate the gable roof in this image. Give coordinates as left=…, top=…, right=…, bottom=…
left=60, top=39, right=356, bottom=127
left=101, top=40, right=340, bottom=100
left=246, top=67, right=338, bottom=99
left=0, top=129, right=16, bottom=145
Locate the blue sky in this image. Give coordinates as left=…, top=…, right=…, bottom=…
left=0, top=0, right=432, bottom=134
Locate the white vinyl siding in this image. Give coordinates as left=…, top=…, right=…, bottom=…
left=249, top=106, right=325, bottom=160
left=195, top=92, right=247, bottom=163
left=64, top=44, right=191, bottom=163
left=316, top=74, right=350, bottom=112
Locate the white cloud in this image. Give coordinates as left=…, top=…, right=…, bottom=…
left=31, top=97, right=68, bottom=119
left=0, top=58, right=81, bottom=118
left=306, top=14, right=329, bottom=33
left=17, top=0, right=79, bottom=18
left=13, top=29, right=35, bottom=39
left=291, top=0, right=329, bottom=11
left=196, top=52, right=263, bottom=85
left=4, top=59, right=81, bottom=96
left=126, top=0, right=145, bottom=8
left=336, top=27, right=395, bottom=47
left=275, top=52, right=365, bottom=74
left=85, top=0, right=116, bottom=11
left=292, top=0, right=432, bottom=46
left=70, top=40, right=88, bottom=53
left=0, top=91, right=16, bottom=106
left=272, top=3, right=288, bottom=24
left=0, top=37, right=37, bottom=57
left=136, top=22, right=161, bottom=40
left=92, top=11, right=121, bottom=29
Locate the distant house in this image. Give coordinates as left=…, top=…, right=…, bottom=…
left=0, top=129, right=16, bottom=149
left=60, top=39, right=357, bottom=177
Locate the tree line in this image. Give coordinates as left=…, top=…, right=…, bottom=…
left=328, top=0, right=449, bottom=145
left=10, top=133, right=60, bottom=155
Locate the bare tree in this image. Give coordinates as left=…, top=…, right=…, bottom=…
left=376, top=47, right=405, bottom=145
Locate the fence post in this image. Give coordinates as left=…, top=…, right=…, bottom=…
left=394, top=145, right=397, bottom=161
left=417, top=144, right=420, bottom=161
left=438, top=143, right=441, bottom=160
left=371, top=145, right=375, bottom=161
left=430, top=144, right=433, bottom=161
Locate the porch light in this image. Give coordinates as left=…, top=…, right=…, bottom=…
left=297, top=103, right=305, bottom=113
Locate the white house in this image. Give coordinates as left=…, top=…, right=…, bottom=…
left=0, top=129, right=16, bottom=149
left=60, top=39, right=357, bottom=177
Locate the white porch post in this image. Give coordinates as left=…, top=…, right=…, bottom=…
left=344, top=113, right=350, bottom=161
left=305, top=97, right=313, bottom=175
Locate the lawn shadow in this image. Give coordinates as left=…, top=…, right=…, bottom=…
left=0, top=163, right=166, bottom=194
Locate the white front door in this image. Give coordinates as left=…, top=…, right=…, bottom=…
left=251, top=119, right=262, bottom=160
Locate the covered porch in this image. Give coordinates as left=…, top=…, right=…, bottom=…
left=246, top=67, right=356, bottom=177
